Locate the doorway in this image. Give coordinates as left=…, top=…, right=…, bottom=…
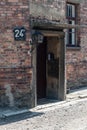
left=36, top=36, right=60, bottom=100
left=32, top=30, right=66, bottom=107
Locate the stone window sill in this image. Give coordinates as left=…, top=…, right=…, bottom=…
left=66, top=46, right=81, bottom=50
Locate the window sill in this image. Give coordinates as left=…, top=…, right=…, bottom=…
left=66, top=46, right=81, bottom=50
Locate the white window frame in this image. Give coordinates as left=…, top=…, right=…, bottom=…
left=66, top=3, right=77, bottom=46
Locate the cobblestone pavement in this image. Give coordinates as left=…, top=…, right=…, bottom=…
left=0, top=98, right=87, bottom=130
left=0, top=88, right=87, bottom=130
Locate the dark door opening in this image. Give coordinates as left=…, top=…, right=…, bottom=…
left=37, top=38, right=47, bottom=99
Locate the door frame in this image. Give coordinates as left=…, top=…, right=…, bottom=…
left=32, top=30, right=66, bottom=107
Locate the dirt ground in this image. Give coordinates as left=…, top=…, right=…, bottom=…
left=0, top=97, right=87, bottom=130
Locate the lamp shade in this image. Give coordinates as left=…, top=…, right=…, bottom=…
left=32, top=31, right=44, bottom=44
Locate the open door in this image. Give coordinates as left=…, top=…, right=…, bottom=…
left=35, top=31, right=66, bottom=105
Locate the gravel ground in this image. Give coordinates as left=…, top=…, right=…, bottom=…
left=0, top=98, right=87, bottom=130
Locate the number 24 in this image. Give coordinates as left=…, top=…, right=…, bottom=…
left=15, top=29, right=25, bottom=38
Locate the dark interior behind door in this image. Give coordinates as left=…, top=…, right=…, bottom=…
left=37, top=41, right=47, bottom=99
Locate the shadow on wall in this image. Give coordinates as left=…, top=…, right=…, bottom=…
left=0, top=84, right=14, bottom=107
left=5, top=84, right=14, bottom=107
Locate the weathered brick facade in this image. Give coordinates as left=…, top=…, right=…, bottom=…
left=0, top=0, right=32, bottom=107
left=66, top=1, right=87, bottom=89
left=0, top=0, right=87, bottom=108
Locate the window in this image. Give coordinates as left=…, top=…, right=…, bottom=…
left=66, top=3, right=79, bottom=47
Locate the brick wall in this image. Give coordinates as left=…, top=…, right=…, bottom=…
left=0, top=0, right=32, bottom=107
left=0, top=0, right=87, bottom=107
left=66, top=1, right=87, bottom=89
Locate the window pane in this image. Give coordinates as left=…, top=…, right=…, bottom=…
left=69, top=6, right=72, bottom=17
left=69, top=29, right=72, bottom=44
left=72, top=5, right=75, bottom=17
left=69, top=20, right=75, bottom=25
left=67, top=4, right=75, bottom=18
left=72, top=29, right=75, bottom=45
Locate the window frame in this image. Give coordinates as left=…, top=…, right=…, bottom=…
left=66, top=3, right=80, bottom=47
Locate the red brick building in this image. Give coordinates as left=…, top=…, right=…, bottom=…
left=0, top=0, right=87, bottom=108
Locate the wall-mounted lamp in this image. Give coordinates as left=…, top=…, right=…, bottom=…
left=29, top=30, right=44, bottom=53
left=31, top=30, right=44, bottom=44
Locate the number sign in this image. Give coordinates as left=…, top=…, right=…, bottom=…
left=13, top=27, right=26, bottom=41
